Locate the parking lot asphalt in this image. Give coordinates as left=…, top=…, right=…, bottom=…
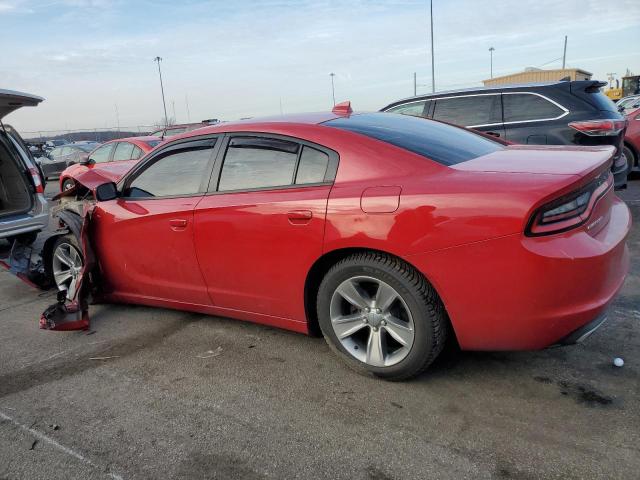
left=1, top=179, right=639, bottom=480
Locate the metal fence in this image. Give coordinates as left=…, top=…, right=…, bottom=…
left=21, top=125, right=159, bottom=143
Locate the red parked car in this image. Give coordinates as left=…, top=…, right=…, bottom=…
left=59, top=136, right=161, bottom=191
left=623, top=107, right=640, bottom=174
left=48, top=105, right=630, bottom=380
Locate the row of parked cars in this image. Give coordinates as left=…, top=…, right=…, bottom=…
left=0, top=82, right=633, bottom=379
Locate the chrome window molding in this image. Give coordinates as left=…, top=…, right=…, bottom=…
left=384, top=91, right=570, bottom=128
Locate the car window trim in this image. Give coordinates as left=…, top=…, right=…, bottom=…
left=118, top=135, right=221, bottom=201
left=207, top=132, right=339, bottom=194
left=384, top=99, right=430, bottom=117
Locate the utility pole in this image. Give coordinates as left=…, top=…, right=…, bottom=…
left=413, top=72, right=417, bottom=96
left=606, top=73, right=617, bottom=89
left=329, top=73, right=336, bottom=106
left=153, top=56, right=169, bottom=127
left=562, top=35, right=567, bottom=69
left=489, top=47, right=495, bottom=79
left=171, top=100, right=176, bottom=124
left=114, top=103, right=120, bottom=132
left=185, top=94, right=191, bottom=122
left=429, top=0, right=435, bottom=93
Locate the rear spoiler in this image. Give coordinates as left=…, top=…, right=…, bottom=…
left=570, top=80, right=607, bottom=94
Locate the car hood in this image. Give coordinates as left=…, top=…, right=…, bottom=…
left=0, top=89, right=44, bottom=120
left=91, top=160, right=138, bottom=182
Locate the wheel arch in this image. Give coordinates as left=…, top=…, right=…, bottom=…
left=42, top=209, right=83, bottom=279
left=304, top=246, right=455, bottom=342
left=624, top=140, right=638, bottom=168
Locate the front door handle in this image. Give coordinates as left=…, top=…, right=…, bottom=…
left=486, top=131, right=501, bottom=137
left=287, top=210, right=312, bottom=224
left=169, top=218, right=188, bottom=230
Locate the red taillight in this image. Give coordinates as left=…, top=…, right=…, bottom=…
left=28, top=167, right=44, bottom=193
left=568, top=119, right=626, bottom=136
left=526, top=171, right=612, bottom=236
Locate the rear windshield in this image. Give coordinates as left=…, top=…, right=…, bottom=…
left=324, top=113, right=503, bottom=166
left=144, top=140, right=162, bottom=148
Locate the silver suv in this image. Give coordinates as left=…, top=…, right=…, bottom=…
left=0, top=89, right=49, bottom=244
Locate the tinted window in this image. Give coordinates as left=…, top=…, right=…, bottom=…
left=126, top=147, right=214, bottom=198
left=432, top=95, right=501, bottom=126
left=295, top=146, right=329, bottom=184
left=89, top=144, right=113, bottom=163
left=325, top=113, right=502, bottom=166
left=503, top=93, right=564, bottom=122
left=218, top=137, right=299, bottom=191
left=131, top=145, right=144, bottom=159
left=385, top=101, right=428, bottom=117
left=144, top=140, right=162, bottom=148
left=112, top=142, right=135, bottom=161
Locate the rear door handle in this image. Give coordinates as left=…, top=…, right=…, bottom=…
left=287, top=210, right=312, bottom=224
left=169, top=218, right=188, bottom=230
left=486, top=131, right=501, bottom=137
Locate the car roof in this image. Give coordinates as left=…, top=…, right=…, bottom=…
left=0, top=88, right=44, bottom=120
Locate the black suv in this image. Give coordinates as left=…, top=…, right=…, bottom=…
left=381, top=81, right=628, bottom=188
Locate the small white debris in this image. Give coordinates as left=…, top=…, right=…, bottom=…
left=196, top=346, right=223, bottom=359
left=613, top=357, right=624, bottom=367
left=88, top=356, right=120, bottom=361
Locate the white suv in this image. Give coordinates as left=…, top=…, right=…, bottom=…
left=0, top=89, right=49, bottom=244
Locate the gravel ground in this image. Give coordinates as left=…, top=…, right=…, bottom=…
left=0, top=177, right=639, bottom=480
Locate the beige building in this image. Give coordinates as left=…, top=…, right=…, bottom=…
left=483, top=67, right=592, bottom=86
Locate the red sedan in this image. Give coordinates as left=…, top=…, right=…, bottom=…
left=48, top=105, right=630, bottom=379
left=59, top=136, right=161, bottom=191
left=623, top=107, right=640, bottom=174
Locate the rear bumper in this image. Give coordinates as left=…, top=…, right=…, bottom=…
left=407, top=197, right=631, bottom=351
left=555, top=311, right=607, bottom=346
left=0, top=194, right=49, bottom=239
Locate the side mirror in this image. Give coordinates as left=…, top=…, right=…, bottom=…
left=95, top=182, right=118, bottom=202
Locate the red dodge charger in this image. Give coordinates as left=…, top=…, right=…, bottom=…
left=49, top=104, right=630, bottom=379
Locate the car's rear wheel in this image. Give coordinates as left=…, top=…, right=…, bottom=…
left=50, top=234, right=84, bottom=300
left=317, top=252, right=447, bottom=380
left=62, top=178, right=75, bottom=191
left=623, top=144, right=635, bottom=174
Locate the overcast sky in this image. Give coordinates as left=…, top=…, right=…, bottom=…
left=2, top=0, right=639, bottom=134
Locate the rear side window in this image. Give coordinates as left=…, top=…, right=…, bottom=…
left=432, top=95, right=501, bottom=126
left=385, top=101, right=428, bottom=117
left=131, top=145, right=144, bottom=159
left=295, top=146, right=329, bottom=184
left=503, top=93, right=565, bottom=122
left=218, top=137, right=299, bottom=191
left=112, top=142, right=135, bottom=161
left=126, top=147, right=214, bottom=198
left=325, top=113, right=502, bottom=166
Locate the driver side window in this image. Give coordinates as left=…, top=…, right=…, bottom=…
left=90, top=144, right=114, bottom=163
left=125, top=146, right=215, bottom=198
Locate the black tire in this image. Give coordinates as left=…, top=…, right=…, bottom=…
left=7, top=231, right=38, bottom=245
left=62, top=178, right=75, bottom=191
left=317, top=252, right=447, bottom=380
left=623, top=144, right=635, bottom=175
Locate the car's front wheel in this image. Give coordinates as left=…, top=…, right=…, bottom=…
left=50, top=234, right=84, bottom=300
left=317, top=252, right=447, bottom=380
left=62, top=178, right=75, bottom=191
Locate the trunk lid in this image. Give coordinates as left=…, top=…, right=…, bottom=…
left=0, top=89, right=44, bottom=120
left=452, top=144, right=614, bottom=177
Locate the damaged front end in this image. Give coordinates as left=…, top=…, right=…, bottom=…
left=1, top=169, right=112, bottom=331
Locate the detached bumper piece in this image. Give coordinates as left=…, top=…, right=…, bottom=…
left=556, top=312, right=608, bottom=346
left=40, top=202, right=97, bottom=331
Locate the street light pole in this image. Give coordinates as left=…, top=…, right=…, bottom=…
left=329, top=73, right=336, bottom=106
left=430, top=0, right=435, bottom=93
left=154, top=56, right=169, bottom=127
left=489, top=47, right=495, bottom=79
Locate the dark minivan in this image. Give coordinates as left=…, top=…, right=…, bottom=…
left=381, top=81, right=628, bottom=188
